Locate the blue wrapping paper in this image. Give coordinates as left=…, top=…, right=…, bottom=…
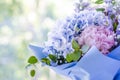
left=29, top=45, right=120, bottom=80
left=108, top=46, right=120, bottom=60
left=29, top=44, right=47, bottom=60
left=51, top=62, right=90, bottom=80
left=107, top=46, right=120, bottom=80
left=114, top=70, right=120, bottom=80
left=76, top=46, right=120, bottom=80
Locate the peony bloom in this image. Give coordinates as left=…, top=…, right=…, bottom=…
left=77, top=26, right=115, bottom=54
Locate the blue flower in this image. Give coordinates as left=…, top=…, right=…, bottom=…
left=116, top=15, right=120, bottom=35
left=104, top=0, right=112, bottom=3
left=44, top=10, right=109, bottom=57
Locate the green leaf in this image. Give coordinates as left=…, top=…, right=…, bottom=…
left=81, top=45, right=90, bottom=53
left=96, top=8, right=105, bottom=12
left=28, top=56, right=38, bottom=64
left=66, top=53, right=73, bottom=63
left=111, top=14, right=115, bottom=20
left=112, top=0, right=116, bottom=5
left=66, top=50, right=82, bottom=63
left=41, top=58, right=50, bottom=65
left=25, top=64, right=31, bottom=69
left=95, top=0, right=104, bottom=4
left=72, top=40, right=80, bottom=50
left=30, top=69, right=35, bottom=77
left=113, top=22, right=118, bottom=31
left=72, top=50, right=82, bottom=61
left=48, top=54, right=57, bottom=62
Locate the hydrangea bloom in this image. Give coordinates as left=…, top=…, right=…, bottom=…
left=43, top=10, right=114, bottom=57
left=30, top=0, right=120, bottom=60
left=77, top=26, right=115, bottom=54
left=43, top=3, right=118, bottom=57
left=116, top=15, right=120, bottom=35
left=104, top=0, right=112, bottom=3
left=29, top=0, right=120, bottom=79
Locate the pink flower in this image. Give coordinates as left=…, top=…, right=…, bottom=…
left=77, top=26, right=115, bottom=54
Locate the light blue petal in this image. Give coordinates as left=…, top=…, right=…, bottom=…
left=29, top=44, right=47, bottom=60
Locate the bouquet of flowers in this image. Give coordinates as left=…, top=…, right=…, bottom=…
left=28, top=0, right=120, bottom=80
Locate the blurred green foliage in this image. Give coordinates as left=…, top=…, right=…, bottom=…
left=0, top=0, right=73, bottom=80
left=0, top=0, right=22, bottom=21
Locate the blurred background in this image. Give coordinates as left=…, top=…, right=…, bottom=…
left=0, top=0, right=75, bottom=80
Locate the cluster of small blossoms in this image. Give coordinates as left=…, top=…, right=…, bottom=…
left=43, top=0, right=120, bottom=59
left=77, top=26, right=115, bottom=54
